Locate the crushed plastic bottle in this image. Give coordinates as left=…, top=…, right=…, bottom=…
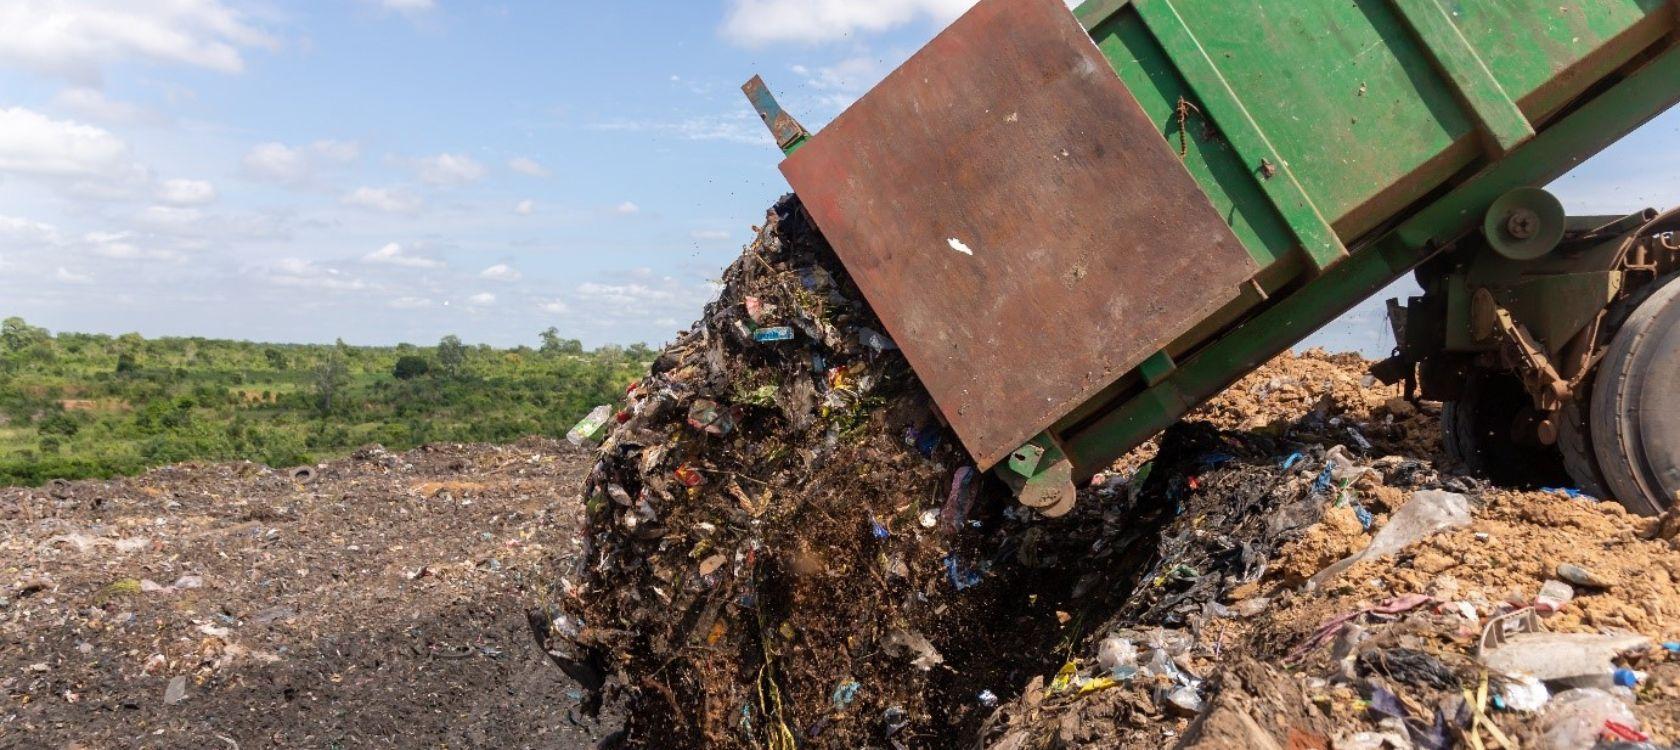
left=566, top=404, right=613, bottom=446
left=1096, top=636, right=1139, bottom=679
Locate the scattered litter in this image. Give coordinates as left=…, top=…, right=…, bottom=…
left=567, top=405, right=614, bottom=446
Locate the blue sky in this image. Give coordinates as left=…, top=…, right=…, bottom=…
left=0, top=0, right=1674, bottom=355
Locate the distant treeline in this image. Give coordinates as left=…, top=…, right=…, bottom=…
left=0, top=317, right=653, bottom=487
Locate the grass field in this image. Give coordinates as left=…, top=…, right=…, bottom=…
left=0, top=317, right=652, bottom=487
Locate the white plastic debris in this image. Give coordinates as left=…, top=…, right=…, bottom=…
left=1310, top=490, right=1472, bottom=587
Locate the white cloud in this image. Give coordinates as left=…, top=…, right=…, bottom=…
left=243, top=140, right=360, bottom=185
left=721, top=0, right=978, bottom=45
left=615, top=201, right=640, bottom=215
left=342, top=186, right=422, bottom=214
left=413, top=153, right=486, bottom=186
left=0, top=0, right=278, bottom=83
left=55, top=266, right=93, bottom=284
left=690, top=229, right=731, bottom=241
left=388, top=296, right=434, bottom=309
left=364, top=242, right=443, bottom=269
left=158, top=178, right=216, bottom=206
left=50, top=87, right=153, bottom=125
left=82, top=230, right=179, bottom=261
left=137, top=205, right=203, bottom=229
left=0, top=215, right=64, bottom=244
left=538, top=299, right=570, bottom=314
left=371, top=0, right=435, bottom=11
left=508, top=157, right=550, bottom=177
left=262, top=257, right=366, bottom=291
left=479, top=263, right=521, bottom=282
left=515, top=199, right=535, bottom=216
left=466, top=292, right=496, bottom=307
left=0, top=106, right=133, bottom=179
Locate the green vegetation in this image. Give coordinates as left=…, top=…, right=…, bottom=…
left=0, top=318, right=653, bottom=487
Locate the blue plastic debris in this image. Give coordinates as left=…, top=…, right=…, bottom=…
left=1614, top=668, right=1640, bottom=687
left=1664, top=641, right=1680, bottom=654
left=752, top=326, right=795, bottom=342
left=1281, top=452, right=1305, bottom=470
left=1199, top=452, right=1235, bottom=468
left=944, top=555, right=982, bottom=590
left=1311, top=465, right=1335, bottom=495
left=1541, top=487, right=1585, bottom=499
left=831, top=679, right=861, bottom=710
left=1353, top=503, right=1375, bottom=530
left=869, top=515, right=890, bottom=540
left=915, top=427, right=943, bottom=457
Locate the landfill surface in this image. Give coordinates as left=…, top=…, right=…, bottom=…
left=5, top=197, right=1680, bottom=749
left=0, top=440, right=609, bottom=749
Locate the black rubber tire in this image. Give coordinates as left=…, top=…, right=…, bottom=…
left=1442, top=371, right=1571, bottom=489
left=1558, top=400, right=1609, bottom=500
left=1589, top=276, right=1680, bottom=515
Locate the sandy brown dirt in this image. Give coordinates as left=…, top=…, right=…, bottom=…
left=0, top=440, right=605, bottom=749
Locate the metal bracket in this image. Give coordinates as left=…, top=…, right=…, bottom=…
left=1001, top=434, right=1078, bottom=518
left=1473, top=288, right=1571, bottom=415
left=742, top=76, right=811, bottom=155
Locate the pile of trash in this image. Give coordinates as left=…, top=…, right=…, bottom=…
left=554, top=196, right=1680, bottom=749
left=979, top=426, right=1680, bottom=749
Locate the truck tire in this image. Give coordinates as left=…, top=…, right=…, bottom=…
left=1589, top=275, right=1680, bottom=515
left=1442, top=371, right=1570, bottom=488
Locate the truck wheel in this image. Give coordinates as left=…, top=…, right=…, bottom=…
left=1442, top=371, right=1570, bottom=488
left=1589, top=275, right=1680, bottom=515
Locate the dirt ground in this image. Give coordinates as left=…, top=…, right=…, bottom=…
left=0, top=440, right=608, bottom=749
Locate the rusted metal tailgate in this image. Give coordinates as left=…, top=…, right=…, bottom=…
left=780, top=0, right=1256, bottom=470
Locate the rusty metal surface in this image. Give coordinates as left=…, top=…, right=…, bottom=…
left=742, top=75, right=809, bottom=151
left=779, top=0, right=1257, bottom=470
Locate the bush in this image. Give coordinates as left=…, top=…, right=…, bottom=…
left=393, top=355, right=431, bottom=380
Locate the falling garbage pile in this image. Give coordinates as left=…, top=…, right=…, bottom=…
left=555, top=196, right=1680, bottom=749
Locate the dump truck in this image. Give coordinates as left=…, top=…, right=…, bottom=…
left=741, top=0, right=1680, bottom=517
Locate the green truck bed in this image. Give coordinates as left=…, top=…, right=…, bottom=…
left=749, top=0, right=1680, bottom=513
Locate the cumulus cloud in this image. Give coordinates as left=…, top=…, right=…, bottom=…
left=413, top=153, right=486, bottom=186
left=515, top=199, right=535, bottom=216
left=538, top=299, right=570, bottom=315
left=0, top=106, right=132, bottom=178
left=615, top=201, right=640, bottom=215
left=342, top=186, right=422, bottom=214
left=508, top=156, right=550, bottom=177
left=262, top=257, right=366, bottom=291
left=363, top=242, right=443, bottom=269
left=242, top=140, right=360, bottom=185
left=479, top=263, right=521, bottom=281
left=466, top=292, right=496, bottom=307
left=0, top=0, right=278, bottom=83
left=158, top=178, right=216, bottom=206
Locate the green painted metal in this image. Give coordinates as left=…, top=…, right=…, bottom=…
left=1058, top=41, right=1680, bottom=480
left=1390, top=0, right=1534, bottom=155
left=1138, top=350, right=1177, bottom=387
left=752, top=0, right=1680, bottom=491
left=1131, top=0, right=1349, bottom=271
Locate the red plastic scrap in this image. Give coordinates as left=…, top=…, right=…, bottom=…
left=675, top=464, right=706, bottom=488
left=1603, top=721, right=1649, bottom=742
